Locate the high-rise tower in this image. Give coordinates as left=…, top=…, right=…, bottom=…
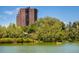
left=16, top=7, right=38, bottom=26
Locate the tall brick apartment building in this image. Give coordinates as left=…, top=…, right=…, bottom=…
left=16, top=7, right=38, bottom=26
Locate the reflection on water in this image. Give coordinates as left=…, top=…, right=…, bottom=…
left=0, top=42, right=79, bottom=53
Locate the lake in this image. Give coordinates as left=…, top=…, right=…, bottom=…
left=0, top=42, right=79, bottom=53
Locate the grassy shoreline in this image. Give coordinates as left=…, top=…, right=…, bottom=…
left=0, top=38, right=43, bottom=43
left=0, top=38, right=78, bottom=44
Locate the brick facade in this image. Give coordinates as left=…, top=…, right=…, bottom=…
left=16, top=7, right=38, bottom=26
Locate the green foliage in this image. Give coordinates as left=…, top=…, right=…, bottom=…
left=27, top=24, right=37, bottom=33
left=0, top=16, right=79, bottom=43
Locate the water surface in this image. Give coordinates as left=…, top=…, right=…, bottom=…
left=0, top=42, right=79, bottom=53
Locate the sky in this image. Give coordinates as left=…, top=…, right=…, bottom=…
left=0, top=6, right=79, bottom=26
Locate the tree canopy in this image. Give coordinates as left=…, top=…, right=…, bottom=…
left=0, top=16, right=79, bottom=43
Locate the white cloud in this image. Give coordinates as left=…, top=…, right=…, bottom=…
left=16, top=8, right=20, bottom=11
left=4, top=11, right=14, bottom=15
left=4, top=7, right=20, bottom=15
left=15, top=8, right=21, bottom=14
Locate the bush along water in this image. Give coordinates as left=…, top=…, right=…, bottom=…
left=0, top=16, right=79, bottom=43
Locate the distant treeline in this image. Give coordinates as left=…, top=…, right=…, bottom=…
left=0, top=16, right=79, bottom=43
